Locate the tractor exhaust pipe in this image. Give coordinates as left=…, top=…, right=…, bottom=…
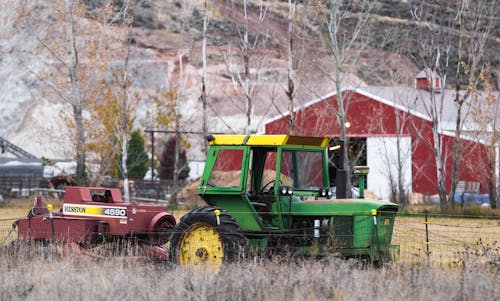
left=336, top=139, right=347, bottom=199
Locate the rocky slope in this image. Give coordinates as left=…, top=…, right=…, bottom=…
left=0, top=0, right=498, bottom=164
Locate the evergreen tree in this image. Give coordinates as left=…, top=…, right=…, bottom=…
left=119, top=130, right=148, bottom=179
left=160, top=137, right=190, bottom=181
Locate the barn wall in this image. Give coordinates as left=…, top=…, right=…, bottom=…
left=406, top=113, right=437, bottom=195
left=265, top=90, right=492, bottom=196
left=440, top=135, right=490, bottom=194
left=408, top=119, right=491, bottom=195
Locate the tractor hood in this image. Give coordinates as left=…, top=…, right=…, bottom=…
left=288, top=198, right=399, bottom=216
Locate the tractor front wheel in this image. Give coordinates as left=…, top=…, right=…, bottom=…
left=169, top=206, right=246, bottom=268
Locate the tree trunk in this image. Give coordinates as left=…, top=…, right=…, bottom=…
left=73, top=103, right=87, bottom=186
left=121, top=136, right=130, bottom=202
left=447, top=89, right=465, bottom=208
left=287, top=0, right=296, bottom=134
left=396, top=132, right=407, bottom=207
left=488, top=146, right=498, bottom=209
left=201, top=0, right=209, bottom=153
left=67, top=0, right=86, bottom=186
left=121, top=75, right=130, bottom=203
left=243, top=0, right=252, bottom=134
left=172, top=51, right=184, bottom=205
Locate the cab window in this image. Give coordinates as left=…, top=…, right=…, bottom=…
left=280, top=150, right=324, bottom=190
left=208, top=149, right=244, bottom=187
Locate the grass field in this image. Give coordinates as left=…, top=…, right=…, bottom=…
left=392, top=215, right=499, bottom=265
left=0, top=201, right=498, bottom=300
left=0, top=245, right=498, bottom=301
left=1, top=202, right=498, bottom=266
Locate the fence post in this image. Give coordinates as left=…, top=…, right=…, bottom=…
left=424, top=210, right=430, bottom=266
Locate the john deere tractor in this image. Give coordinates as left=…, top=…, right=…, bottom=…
left=169, top=135, right=398, bottom=267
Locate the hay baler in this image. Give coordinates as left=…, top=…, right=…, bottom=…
left=169, top=135, right=399, bottom=267
left=13, top=186, right=175, bottom=259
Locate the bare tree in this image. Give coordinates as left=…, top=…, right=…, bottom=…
left=200, top=0, right=211, bottom=153
left=410, top=0, right=497, bottom=210
left=222, top=0, right=269, bottom=134
left=15, top=0, right=126, bottom=185
left=311, top=0, right=392, bottom=197
left=117, top=3, right=136, bottom=202
left=449, top=0, right=496, bottom=208
left=286, top=0, right=297, bottom=134
left=172, top=0, right=195, bottom=204
left=469, top=67, right=500, bottom=209
left=242, top=0, right=251, bottom=134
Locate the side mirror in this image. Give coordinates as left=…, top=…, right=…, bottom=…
left=353, top=166, right=369, bottom=176
left=353, top=166, right=369, bottom=199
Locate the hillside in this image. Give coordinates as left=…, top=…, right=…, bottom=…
left=0, top=0, right=498, bottom=163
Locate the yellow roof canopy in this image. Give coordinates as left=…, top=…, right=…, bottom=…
left=208, top=135, right=329, bottom=147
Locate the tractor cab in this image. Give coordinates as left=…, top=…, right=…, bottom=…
left=199, top=135, right=332, bottom=229
left=245, top=145, right=331, bottom=226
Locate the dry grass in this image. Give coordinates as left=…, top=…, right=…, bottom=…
left=0, top=204, right=29, bottom=245
left=393, top=215, right=500, bottom=265
left=1, top=203, right=499, bottom=265
left=0, top=200, right=498, bottom=300
left=0, top=244, right=498, bottom=301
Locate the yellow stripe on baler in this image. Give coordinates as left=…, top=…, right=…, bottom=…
left=86, top=207, right=103, bottom=215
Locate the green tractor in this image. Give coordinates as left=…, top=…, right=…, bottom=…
left=169, top=135, right=399, bottom=267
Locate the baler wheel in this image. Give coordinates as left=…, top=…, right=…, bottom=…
left=151, top=217, right=175, bottom=245
left=169, top=206, right=246, bottom=269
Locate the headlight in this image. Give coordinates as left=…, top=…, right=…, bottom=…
left=319, top=188, right=333, bottom=198
left=280, top=186, right=293, bottom=195
left=281, top=186, right=288, bottom=195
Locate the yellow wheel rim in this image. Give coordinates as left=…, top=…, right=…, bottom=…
left=179, top=223, right=224, bottom=268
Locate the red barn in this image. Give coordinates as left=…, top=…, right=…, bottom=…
left=265, top=80, right=495, bottom=200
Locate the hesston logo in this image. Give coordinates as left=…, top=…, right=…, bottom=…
left=64, top=206, right=86, bottom=213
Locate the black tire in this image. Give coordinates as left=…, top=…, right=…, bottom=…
left=150, top=217, right=176, bottom=245
left=169, top=206, right=247, bottom=267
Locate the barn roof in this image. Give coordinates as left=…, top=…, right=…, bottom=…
left=266, top=85, right=498, bottom=137
left=357, top=86, right=463, bottom=130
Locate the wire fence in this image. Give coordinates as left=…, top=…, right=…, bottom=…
left=0, top=211, right=498, bottom=266
left=392, top=212, right=499, bottom=266
left=0, top=217, right=18, bottom=246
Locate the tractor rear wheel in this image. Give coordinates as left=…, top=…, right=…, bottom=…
left=169, top=206, right=247, bottom=268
